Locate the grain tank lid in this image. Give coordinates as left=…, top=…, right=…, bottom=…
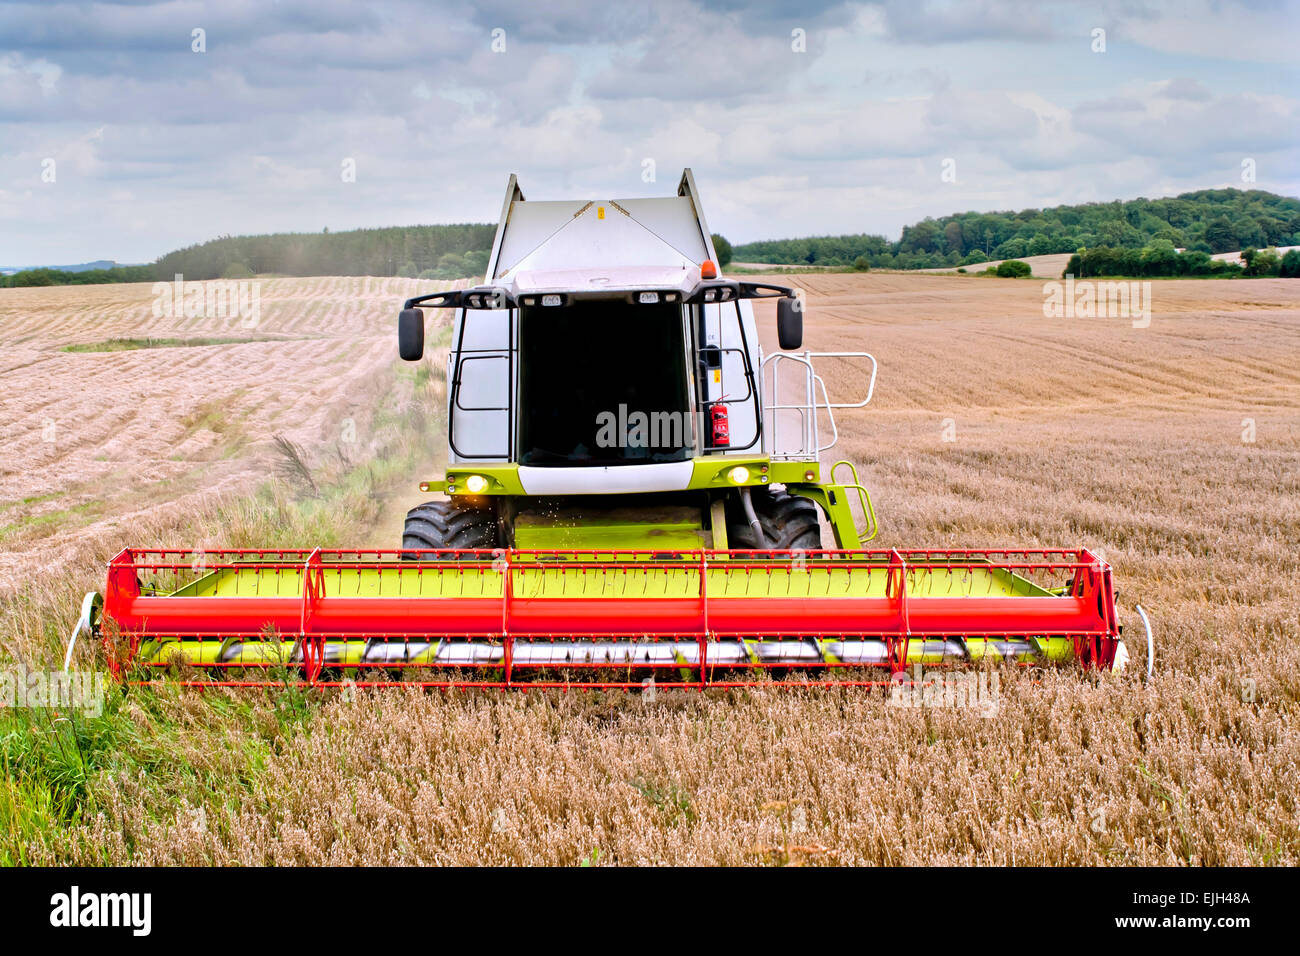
left=495, top=196, right=710, bottom=281
left=506, top=264, right=697, bottom=298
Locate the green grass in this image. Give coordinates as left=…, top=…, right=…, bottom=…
left=0, top=679, right=313, bottom=864
left=0, top=502, right=99, bottom=544
left=62, top=337, right=272, bottom=353
left=0, top=353, right=446, bottom=864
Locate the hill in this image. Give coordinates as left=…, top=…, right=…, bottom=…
left=733, top=188, right=1300, bottom=270
left=155, top=224, right=497, bottom=281
left=0, top=259, right=119, bottom=276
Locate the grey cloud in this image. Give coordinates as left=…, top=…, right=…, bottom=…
left=1072, top=92, right=1300, bottom=157
left=879, top=0, right=1059, bottom=43
left=1161, top=78, right=1212, bottom=101
left=1, top=0, right=1297, bottom=265
left=1075, top=96, right=1147, bottom=114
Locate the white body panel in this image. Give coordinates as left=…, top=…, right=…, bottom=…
left=447, top=169, right=761, bottom=470
left=699, top=298, right=761, bottom=455
left=447, top=307, right=513, bottom=461
left=495, top=196, right=710, bottom=289
left=518, top=461, right=695, bottom=495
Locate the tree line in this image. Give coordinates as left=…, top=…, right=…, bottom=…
left=3, top=188, right=1295, bottom=288
left=1063, top=242, right=1300, bottom=279
left=0, top=265, right=155, bottom=288
left=154, top=223, right=498, bottom=281
left=3, top=225, right=736, bottom=287
left=733, top=188, right=1300, bottom=270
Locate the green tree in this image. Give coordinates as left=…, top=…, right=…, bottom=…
left=1242, top=247, right=1281, bottom=277
left=1179, top=250, right=1212, bottom=275
left=899, top=219, right=942, bottom=254
left=1203, top=216, right=1237, bottom=253
left=1139, top=239, right=1179, bottom=277
left=1280, top=248, right=1300, bottom=278
left=711, top=234, right=733, bottom=267
left=943, top=221, right=964, bottom=254
left=9, top=268, right=56, bottom=286
left=995, top=260, right=1032, bottom=278
left=435, top=252, right=468, bottom=278
left=463, top=249, right=490, bottom=278
left=1098, top=219, right=1141, bottom=247
left=993, top=238, right=1028, bottom=259
left=1027, top=234, right=1054, bottom=257
left=1233, top=217, right=1265, bottom=250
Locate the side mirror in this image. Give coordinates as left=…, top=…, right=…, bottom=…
left=398, top=308, right=424, bottom=361
left=777, top=295, right=803, bottom=350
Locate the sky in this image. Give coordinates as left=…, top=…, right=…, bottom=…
left=1, top=0, right=1297, bottom=266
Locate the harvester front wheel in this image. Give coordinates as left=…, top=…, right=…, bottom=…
left=726, top=487, right=822, bottom=551
left=401, top=500, right=499, bottom=558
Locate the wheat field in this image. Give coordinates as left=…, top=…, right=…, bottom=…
left=1, top=273, right=1297, bottom=865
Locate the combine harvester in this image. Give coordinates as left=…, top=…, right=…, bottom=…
left=81, top=170, right=1126, bottom=688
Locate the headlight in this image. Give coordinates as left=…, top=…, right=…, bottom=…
left=464, top=474, right=489, bottom=494
left=727, top=466, right=750, bottom=484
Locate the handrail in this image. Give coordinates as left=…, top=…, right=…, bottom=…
left=811, top=351, right=878, bottom=408
left=831, top=460, right=879, bottom=542
left=761, top=350, right=878, bottom=460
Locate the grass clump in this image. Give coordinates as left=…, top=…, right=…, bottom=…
left=0, top=345, right=447, bottom=864
left=62, top=337, right=272, bottom=353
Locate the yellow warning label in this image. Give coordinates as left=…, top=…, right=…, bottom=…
left=713, top=369, right=721, bottom=383
left=597, top=206, right=605, bottom=220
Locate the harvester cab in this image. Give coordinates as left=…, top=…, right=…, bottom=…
left=395, top=168, right=874, bottom=556
left=81, top=170, right=1125, bottom=688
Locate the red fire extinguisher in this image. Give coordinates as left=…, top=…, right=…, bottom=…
left=709, top=402, right=730, bottom=447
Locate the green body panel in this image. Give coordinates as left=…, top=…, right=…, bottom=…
left=429, top=456, right=820, bottom=498
left=688, top=457, right=771, bottom=489
left=512, top=515, right=708, bottom=550
left=786, top=483, right=862, bottom=549
left=427, top=465, right=527, bottom=496
left=423, top=456, right=865, bottom=550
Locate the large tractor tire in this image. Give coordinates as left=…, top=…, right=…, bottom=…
left=401, top=500, right=499, bottom=558
left=726, top=487, right=822, bottom=551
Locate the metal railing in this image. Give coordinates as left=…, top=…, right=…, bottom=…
left=90, top=546, right=1121, bottom=687
left=760, top=350, right=877, bottom=461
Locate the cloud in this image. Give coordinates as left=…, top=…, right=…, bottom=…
left=1101, top=0, right=1300, bottom=64
left=1160, top=77, right=1212, bottom=101
left=0, top=0, right=1297, bottom=266
left=879, top=0, right=1059, bottom=43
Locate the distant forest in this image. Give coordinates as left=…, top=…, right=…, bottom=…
left=3, top=187, right=1297, bottom=288
left=1, top=224, right=498, bottom=287
left=732, top=188, right=1300, bottom=269
left=0, top=265, right=155, bottom=287
left=154, top=224, right=498, bottom=281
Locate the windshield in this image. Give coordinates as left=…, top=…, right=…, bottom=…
left=517, top=299, right=692, bottom=466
